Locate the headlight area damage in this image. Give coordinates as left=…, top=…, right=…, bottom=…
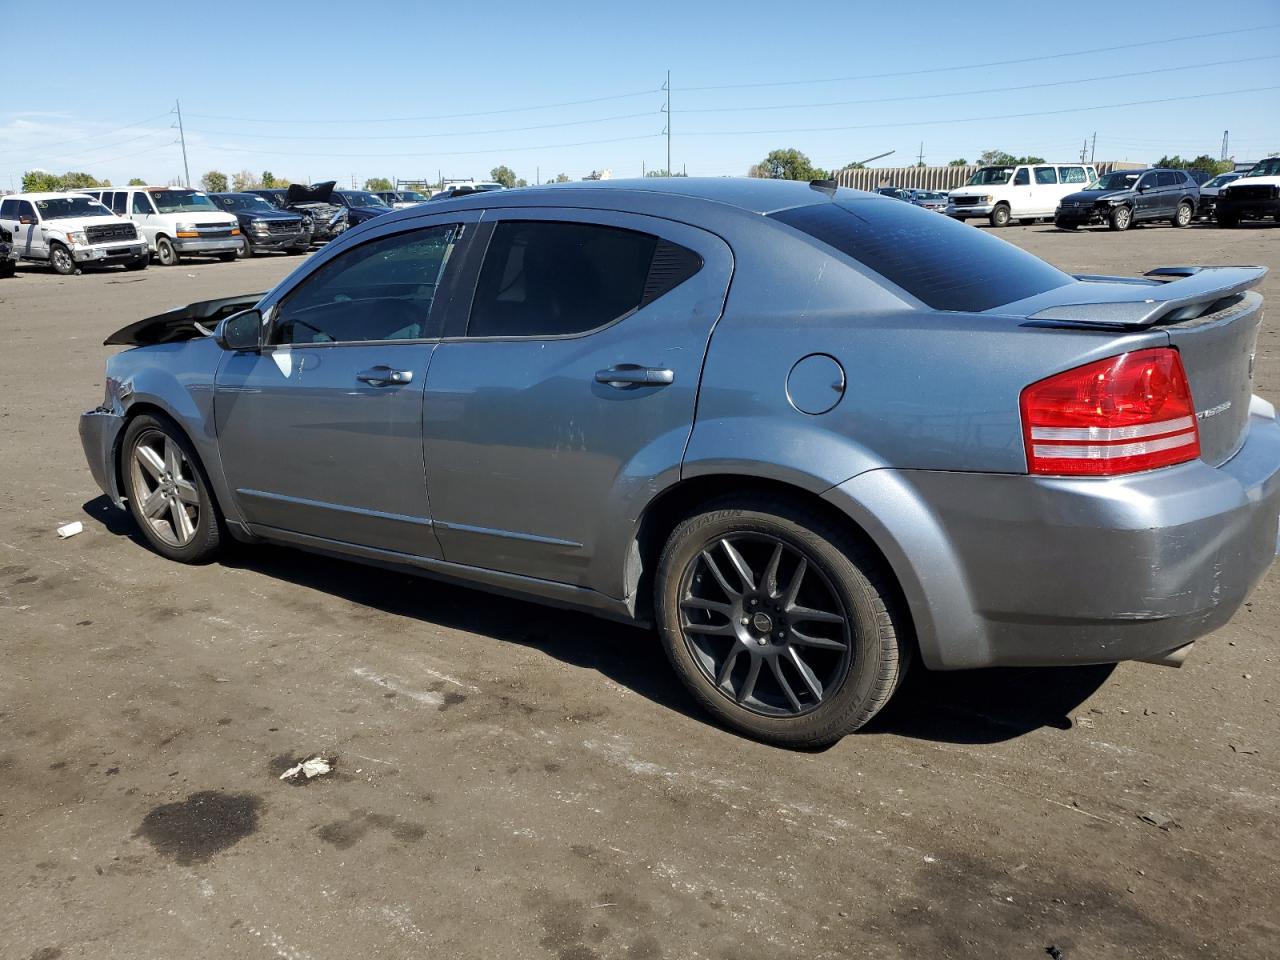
left=103, top=293, right=264, bottom=346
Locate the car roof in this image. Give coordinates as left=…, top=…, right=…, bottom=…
left=5, top=191, right=105, bottom=201
left=425, top=177, right=843, bottom=216
left=210, top=192, right=261, bottom=198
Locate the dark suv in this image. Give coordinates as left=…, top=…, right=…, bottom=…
left=330, top=189, right=394, bottom=227
left=1055, top=168, right=1199, bottom=231
left=210, top=193, right=309, bottom=258
left=249, top=182, right=347, bottom=243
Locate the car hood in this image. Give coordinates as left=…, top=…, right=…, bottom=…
left=349, top=206, right=391, bottom=217
left=286, top=181, right=336, bottom=203
left=949, top=187, right=1004, bottom=197
left=104, top=293, right=264, bottom=346
left=1061, top=189, right=1129, bottom=204
left=45, top=214, right=134, bottom=229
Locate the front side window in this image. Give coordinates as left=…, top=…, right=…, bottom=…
left=17, top=201, right=36, bottom=222
left=1034, top=167, right=1058, bottom=185
left=467, top=221, right=660, bottom=338
left=1013, top=168, right=1030, bottom=186
left=1059, top=166, right=1088, bottom=184
left=966, top=166, right=1014, bottom=186
left=1138, top=173, right=1157, bottom=190
left=132, top=193, right=155, bottom=214
left=274, top=224, right=458, bottom=345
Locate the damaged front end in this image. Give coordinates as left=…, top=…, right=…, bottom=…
left=103, top=292, right=264, bottom=346
left=283, top=180, right=347, bottom=240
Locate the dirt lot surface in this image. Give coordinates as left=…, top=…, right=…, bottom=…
left=2, top=223, right=1279, bottom=960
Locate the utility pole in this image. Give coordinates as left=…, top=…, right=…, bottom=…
left=1221, top=130, right=1229, bottom=161
left=663, top=70, right=671, bottom=176
left=536, top=165, right=540, bottom=185
left=917, top=142, right=924, bottom=166
left=1090, top=132, right=1096, bottom=164
left=173, top=99, right=191, bottom=188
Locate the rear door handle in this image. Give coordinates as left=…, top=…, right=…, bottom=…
left=594, top=364, right=675, bottom=389
left=356, top=366, right=413, bottom=386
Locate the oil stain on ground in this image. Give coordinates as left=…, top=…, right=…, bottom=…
left=136, top=790, right=262, bottom=866
left=315, top=810, right=426, bottom=849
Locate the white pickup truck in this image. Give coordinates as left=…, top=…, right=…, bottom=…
left=81, top=186, right=242, bottom=266
left=947, top=163, right=1098, bottom=227
left=0, top=192, right=150, bottom=275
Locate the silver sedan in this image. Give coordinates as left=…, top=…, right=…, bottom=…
left=81, top=178, right=1279, bottom=746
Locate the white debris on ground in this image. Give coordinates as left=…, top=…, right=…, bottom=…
left=56, top=521, right=83, bottom=539
left=279, top=756, right=334, bottom=782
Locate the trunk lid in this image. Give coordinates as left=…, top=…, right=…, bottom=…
left=1004, top=265, right=1267, bottom=466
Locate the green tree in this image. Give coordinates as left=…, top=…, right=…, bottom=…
left=748, top=148, right=827, bottom=181
left=1157, top=154, right=1231, bottom=175
left=364, top=176, right=394, bottom=191
left=200, top=170, right=228, bottom=193
left=60, top=171, right=103, bottom=189
left=128, top=177, right=146, bottom=186
left=489, top=165, right=517, bottom=189
left=644, top=168, right=689, bottom=177
left=231, top=170, right=261, bottom=192
left=261, top=171, right=276, bottom=188
left=948, top=158, right=969, bottom=166
left=551, top=173, right=571, bottom=183
left=514, top=178, right=528, bottom=188
left=22, top=170, right=107, bottom=191
left=977, top=150, right=1044, bottom=166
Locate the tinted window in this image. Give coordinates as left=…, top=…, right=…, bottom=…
left=1034, top=167, right=1058, bottom=184
left=18, top=201, right=36, bottom=221
left=112, top=192, right=128, bottom=214
left=0, top=199, right=16, bottom=219
left=274, top=224, right=458, bottom=345
left=769, top=199, right=1072, bottom=312
left=468, top=221, right=659, bottom=338
left=132, top=193, right=154, bottom=214
left=1059, top=166, right=1088, bottom=184
left=1013, top=168, right=1030, bottom=186
left=1138, top=173, right=1157, bottom=189
left=1157, top=172, right=1179, bottom=187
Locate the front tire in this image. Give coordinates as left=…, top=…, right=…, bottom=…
left=49, top=242, right=76, bottom=275
left=235, top=236, right=253, bottom=259
left=989, top=204, right=1011, bottom=228
left=121, top=414, right=223, bottom=564
left=655, top=497, right=907, bottom=748
left=1173, top=202, right=1193, bottom=227
left=1109, top=205, right=1133, bottom=231
left=1017, top=218, right=1035, bottom=226
left=155, top=237, right=179, bottom=266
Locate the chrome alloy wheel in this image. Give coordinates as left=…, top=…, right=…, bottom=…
left=679, top=534, right=852, bottom=717
left=129, top=431, right=201, bottom=547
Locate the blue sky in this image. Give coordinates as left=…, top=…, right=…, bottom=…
left=2, top=0, right=1277, bottom=189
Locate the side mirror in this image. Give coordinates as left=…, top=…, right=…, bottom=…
left=18, top=215, right=34, bottom=225
left=217, top=309, right=264, bottom=352
left=1137, top=183, right=1150, bottom=193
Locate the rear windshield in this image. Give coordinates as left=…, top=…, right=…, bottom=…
left=770, top=197, right=1072, bottom=312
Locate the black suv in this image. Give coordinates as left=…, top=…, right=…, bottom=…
left=249, top=182, right=347, bottom=243
left=0, top=224, right=15, bottom=278
left=210, top=193, right=309, bottom=258
left=1055, top=168, right=1199, bottom=231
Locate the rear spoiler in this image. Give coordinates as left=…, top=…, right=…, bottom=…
left=104, top=293, right=264, bottom=346
left=1027, top=265, right=1267, bottom=328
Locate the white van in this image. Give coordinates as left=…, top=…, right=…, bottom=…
left=91, top=186, right=241, bottom=265
left=0, top=192, right=150, bottom=275
left=947, top=163, right=1098, bottom=227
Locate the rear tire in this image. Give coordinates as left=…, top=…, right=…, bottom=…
left=0, top=259, right=15, bottom=278
left=155, top=237, right=179, bottom=266
left=217, top=252, right=237, bottom=262
left=120, top=414, right=223, bottom=564
left=1173, top=202, right=1193, bottom=228
left=655, top=496, right=908, bottom=748
left=1109, top=205, right=1133, bottom=231
left=1218, top=212, right=1238, bottom=228
left=1056, top=221, right=1078, bottom=231
left=125, top=257, right=148, bottom=271
left=989, top=204, right=1011, bottom=228
left=49, top=242, right=76, bottom=276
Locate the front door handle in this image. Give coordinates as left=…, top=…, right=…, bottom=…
left=357, top=366, right=413, bottom=386
left=594, top=364, right=675, bottom=389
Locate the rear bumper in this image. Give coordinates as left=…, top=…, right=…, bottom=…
left=79, top=407, right=126, bottom=507
left=824, top=398, right=1280, bottom=670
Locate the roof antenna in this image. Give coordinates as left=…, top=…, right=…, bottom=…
left=809, top=178, right=838, bottom=194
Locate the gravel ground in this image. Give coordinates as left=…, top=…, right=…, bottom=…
left=1, top=222, right=1278, bottom=960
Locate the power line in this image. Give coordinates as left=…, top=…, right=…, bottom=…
left=31, top=128, right=174, bottom=164
left=188, top=110, right=659, bottom=141
left=184, top=87, right=662, bottom=125
left=681, top=24, right=1280, bottom=91
left=677, top=54, right=1280, bottom=113
left=0, top=110, right=172, bottom=156
left=204, top=132, right=662, bottom=160
left=681, top=85, right=1280, bottom=136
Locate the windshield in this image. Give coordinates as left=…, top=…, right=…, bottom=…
left=218, top=195, right=278, bottom=213
left=1088, top=171, right=1141, bottom=191
left=1204, top=174, right=1239, bottom=189
left=966, top=166, right=1015, bottom=185
left=342, top=191, right=388, bottom=207
left=35, top=196, right=113, bottom=220
left=1244, top=158, right=1280, bottom=178
left=150, top=190, right=217, bottom=213
left=398, top=192, right=428, bottom=202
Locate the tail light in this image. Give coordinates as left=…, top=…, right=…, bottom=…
left=1020, top=348, right=1200, bottom=476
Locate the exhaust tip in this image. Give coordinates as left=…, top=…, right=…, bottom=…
left=1139, top=642, right=1194, bottom=668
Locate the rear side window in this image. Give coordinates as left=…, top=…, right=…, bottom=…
left=1034, top=167, right=1058, bottom=184
left=1157, top=172, right=1179, bottom=187
left=112, top=192, right=128, bottom=214
left=467, top=221, right=700, bottom=338
left=1059, top=166, right=1088, bottom=183
left=770, top=199, right=1072, bottom=312
left=0, top=199, right=16, bottom=219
